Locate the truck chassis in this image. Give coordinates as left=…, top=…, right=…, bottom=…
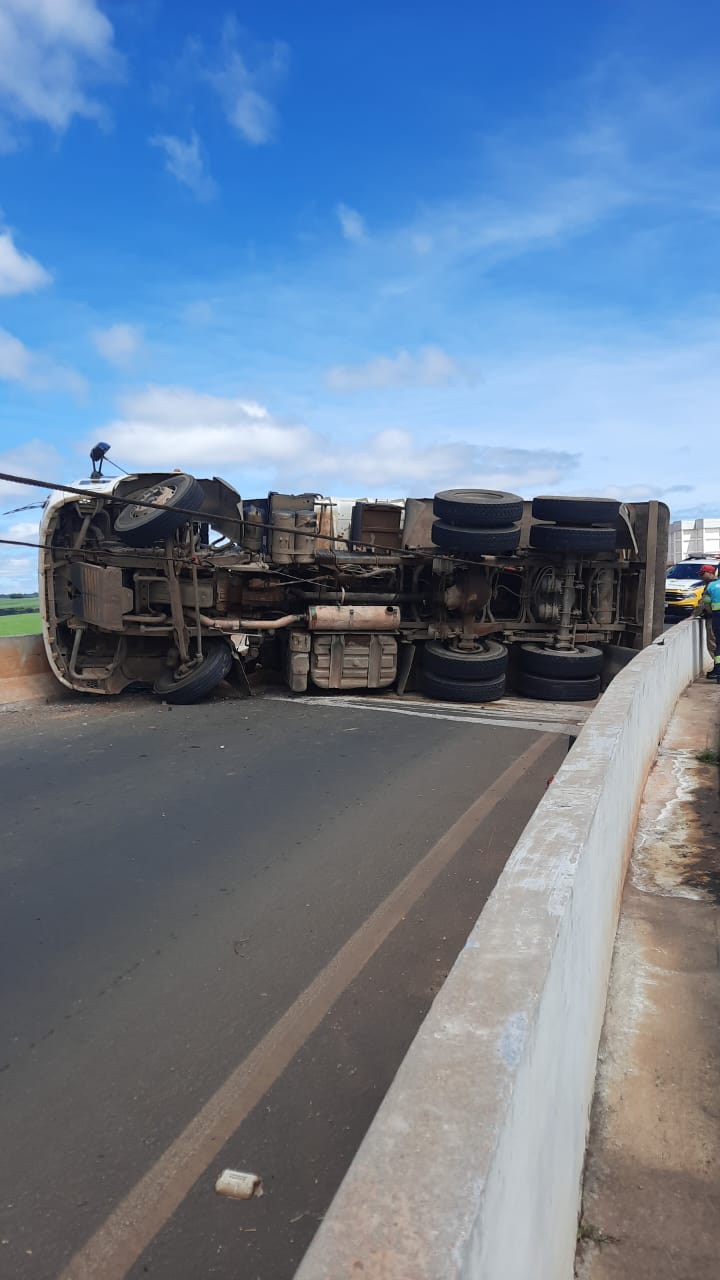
left=38, top=471, right=669, bottom=704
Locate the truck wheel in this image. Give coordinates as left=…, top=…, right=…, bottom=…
left=423, top=639, right=508, bottom=680
left=433, top=489, right=524, bottom=527
left=432, top=520, right=521, bottom=554
left=517, top=643, right=603, bottom=678
left=531, top=496, right=620, bottom=525
left=154, top=640, right=232, bottom=704
left=419, top=669, right=506, bottom=703
left=517, top=671, right=601, bottom=702
left=529, top=524, right=616, bottom=553
left=114, top=473, right=205, bottom=546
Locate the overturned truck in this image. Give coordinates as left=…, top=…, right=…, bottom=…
left=39, top=470, right=669, bottom=705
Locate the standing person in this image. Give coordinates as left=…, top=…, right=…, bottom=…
left=693, top=566, right=718, bottom=675
left=697, top=567, right=720, bottom=681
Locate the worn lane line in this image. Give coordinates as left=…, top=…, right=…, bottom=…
left=280, top=692, right=591, bottom=717
left=60, top=732, right=556, bottom=1280
left=276, top=695, right=585, bottom=736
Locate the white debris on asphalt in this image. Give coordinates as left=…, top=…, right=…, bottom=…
left=214, top=1169, right=263, bottom=1200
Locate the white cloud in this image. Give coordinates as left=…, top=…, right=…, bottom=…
left=209, top=18, right=288, bottom=145
left=0, top=328, right=34, bottom=383
left=312, top=430, right=577, bottom=491
left=0, top=0, right=121, bottom=139
left=0, top=439, right=65, bottom=499
left=5, top=520, right=40, bottom=541
left=103, top=386, right=316, bottom=469
left=382, top=75, right=720, bottom=281
left=0, top=227, right=52, bottom=295
left=466, top=179, right=629, bottom=254
left=326, top=347, right=465, bottom=392
left=150, top=130, right=217, bottom=202
left=183, top=300, right=214, bottom=326
left=375, top=80, right=714, bottom=280
left=336, top=203, right=367, bottom=244
left=392, top=175, right=631, bottom=279
left=598, top=482, right=694, bottom=503
left=228, top=87, right=274, bottom=145
left=99, top=384, right=578, bottom=495
left=0, top=328, right=86, bottom=396
left=601, top=484, right=660, bottom=501
left=0, top=554, right=35, bottom=591
left=92, top=322, right=143, bottom=366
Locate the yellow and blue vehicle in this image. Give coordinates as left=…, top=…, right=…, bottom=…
left=664, top=560, right=719, bottom=618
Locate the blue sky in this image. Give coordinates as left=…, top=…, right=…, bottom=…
left=1, top=0, right=720, bottom=589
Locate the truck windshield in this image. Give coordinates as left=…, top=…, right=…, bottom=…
left=667, top=564, right=704, bottom=579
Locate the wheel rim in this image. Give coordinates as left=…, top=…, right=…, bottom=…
left=172, top=654, right=205, bottom=683
left=442, top=641, right=501, bottom=657
left=125, top=482, right=177, bottom=523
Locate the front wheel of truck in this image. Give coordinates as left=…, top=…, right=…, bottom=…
left=154, top=640, right=233, bottom=704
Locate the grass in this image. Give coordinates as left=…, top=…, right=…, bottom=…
left=0, top=595, right=41, bottom=637
left=577, top=1221, right=618, bottom=1247
left=0, top=611, right=42, bottom=636
left=696, top=748, right=720, bottom=766
left=0, top=593, right=39, bottom=610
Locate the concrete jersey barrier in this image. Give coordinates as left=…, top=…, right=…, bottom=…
left=0, top=634, right=59, bottom=705
left=295, top=619, right=707, bottom=1280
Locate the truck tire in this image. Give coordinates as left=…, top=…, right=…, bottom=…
left=531, top=496, right=620, bottom=525
left=115, top=473, right=205, bottom=546
left=420, top=669, right=506, bottom=703
left=529, top=524, right=616, bottom=553
left=423, top=639, right=508, bottom=680
left=517, top=671, right=601, bottom=702
left=432, top=520, right=521, bottom=554
left=433, top=489, right=524, bottom=527
left=517, top=643, right=603, bottom=678
left=154, top=640, right=232, bottom=704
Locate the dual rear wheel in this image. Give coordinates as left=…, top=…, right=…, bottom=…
left=419, top=640, right=603, bottom=704
left=420, top=639, right=508, bottom=703
left=515, top=643, right=602, bottom=701
left=432, top=488, right=523, bottom=555
left=529, top=494, right=620, bottom=554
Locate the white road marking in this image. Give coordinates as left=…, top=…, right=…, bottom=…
left=273, top=693, right=589, bottom=736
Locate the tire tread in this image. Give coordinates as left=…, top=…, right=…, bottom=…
left=419, top=669, right=506, bottom=703
left=529, top=524, right=615, bottom=553
left=433, top=520, right=522, bottom=554
left=516, top=671, right=601, bottom=702
left=531, top=495, right=620, bottom=525
left=433, top=489, right=524, bottom=527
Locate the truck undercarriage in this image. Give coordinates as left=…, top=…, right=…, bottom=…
left=39, top=471, right=669, bottom=704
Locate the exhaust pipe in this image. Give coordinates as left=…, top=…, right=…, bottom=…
left=307, top=605, right=401, bottom=631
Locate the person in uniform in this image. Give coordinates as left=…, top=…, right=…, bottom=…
left=696, top=566, right=720, bottom=681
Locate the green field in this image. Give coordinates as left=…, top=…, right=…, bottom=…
left=0, top=613, right=42, bottom=636
left=0, top=595, right=42, bottom=637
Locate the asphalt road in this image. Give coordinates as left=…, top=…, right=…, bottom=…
left=0, top=688, right=565, bottom=1280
